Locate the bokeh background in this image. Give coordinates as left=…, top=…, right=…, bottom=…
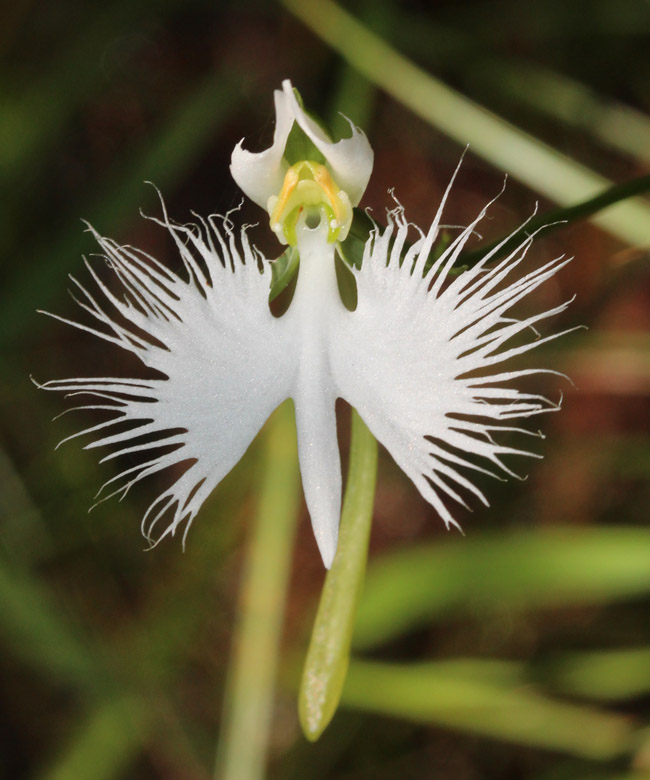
left=2, top=0, right=650, bottom=778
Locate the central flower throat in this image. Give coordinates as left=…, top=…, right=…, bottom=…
left=267, top=161, right=352, bottom=247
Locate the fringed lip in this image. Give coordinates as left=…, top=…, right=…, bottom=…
left=39, top=178, right=573, bottom=567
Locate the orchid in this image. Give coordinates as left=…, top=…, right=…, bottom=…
left=41, top=80, right=571, bottom=569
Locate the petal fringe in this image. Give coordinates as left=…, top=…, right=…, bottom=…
left=41, top=204, right=296, bottom=544
left=332, top=195, right=574, bottom=529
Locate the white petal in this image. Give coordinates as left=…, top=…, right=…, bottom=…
left=330, top=203, right=571, bottom=529
left=42, top=209, right=296, bottom=544
left=281, top=82, right=373, bottom=206
left=230, top=80, right=373, bottom=210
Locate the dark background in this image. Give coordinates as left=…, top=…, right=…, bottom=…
left=2, top=1, right=650, bottom=778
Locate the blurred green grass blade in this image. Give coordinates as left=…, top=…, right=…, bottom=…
left=299, top=410, right=378, bottom=741
left=373, top=647, right=650, bottom=704
left=326, top=0, right=384, bottom=132
left=342, top=660, right=632, bottom=759
left=0, top=556, right=101, bottom=688
left=215, top=401, right=301, bottom=780
left=548, top=647, right=650, bottom=701
left=355, top=528, right=650, bottom=649
left=39, top=695, right=150, bottom=780
left=282, top=0, right=650, bottom=246
left=476, top=62, right=650, bottom=166
left=1, top=72, right=241, bottom=347
left=392, top=657, right=527, bottom=687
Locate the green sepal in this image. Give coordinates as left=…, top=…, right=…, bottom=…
left=284, top=86, right=362, bottom=167
left=269, top=247, right=300, bottom=302
left=283, top=87, right=330, bottom=166
left=284, top=124, right=327, bottom=167
left=337, top=207, right=374, bottom=270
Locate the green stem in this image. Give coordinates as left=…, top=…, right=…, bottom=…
left=214, top=401, right=300, bottom=780
left=460, top=173, right=650, bottom=266
left=299, top=409, right=378, bottom=741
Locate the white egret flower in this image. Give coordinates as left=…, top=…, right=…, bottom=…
left=41, top=80, right=572, bottom=568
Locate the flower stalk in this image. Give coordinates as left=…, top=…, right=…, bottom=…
left=214, top=402, right=300, bottom=780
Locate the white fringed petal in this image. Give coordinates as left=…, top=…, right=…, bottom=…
left=42, top=178, right=571, bottom=568
left=41, top=207, right=297, bottom=546
left=230, top=80, right=373, bottom=210
left=330, top=203, right=572, bottom=531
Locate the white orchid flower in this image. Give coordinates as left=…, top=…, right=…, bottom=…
left=40, top=80, right=571, bottom=569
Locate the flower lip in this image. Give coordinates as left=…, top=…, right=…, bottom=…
left=230, top=80, right=373, bottom=215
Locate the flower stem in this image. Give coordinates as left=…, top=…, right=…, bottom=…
left=214, top=401, right=300, bottom=780
left=460, top=173, right=650, bottom=266
left=298, top=408, right=378, bottom=740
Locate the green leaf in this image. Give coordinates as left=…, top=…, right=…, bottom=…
left=547, top=647, right=650, bottom=702
left=215, top=402, right=301, bottom=780
left=355, top=527, right=650, bottom=649
left=341, top=660, right=633, bottom=759
left=39, top=696, right=150, bottom=780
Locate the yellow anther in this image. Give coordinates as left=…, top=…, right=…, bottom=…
left=313, top=165, right=348, bottom=228
left=270, top=164, right=301, bottom=229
